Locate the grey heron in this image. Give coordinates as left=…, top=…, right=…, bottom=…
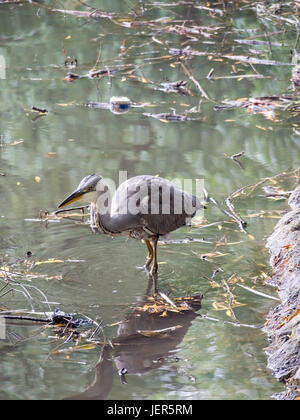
left=58, top=174, right=203, bottom=277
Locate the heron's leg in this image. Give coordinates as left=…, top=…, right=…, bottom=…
left=150, top=237, right=158, bottom=275
left=145, top=275, right=154, bottom=296
left=151, top=272, right=158, bottom=295
left=145, top=239, right=153, bottom=269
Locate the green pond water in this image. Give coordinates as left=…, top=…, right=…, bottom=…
left=1, top=0, right=299, bottom=400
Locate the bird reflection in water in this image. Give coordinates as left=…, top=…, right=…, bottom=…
left=65, top=279, right=202, bottom=400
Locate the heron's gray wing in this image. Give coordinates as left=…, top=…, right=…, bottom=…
left=109, top=176, right=200, bottom=235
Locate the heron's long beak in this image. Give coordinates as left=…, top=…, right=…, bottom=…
left=58, top=189, right=84, bottom=208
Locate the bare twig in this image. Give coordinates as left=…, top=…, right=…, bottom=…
left=0, top=288, right=13, bottom=299
left=221, top=279, right=238, bottom=322
left=236, top=283, right=280, bottom=301
left=225, top=190, right=248, bottom=233
left=181, top=62, right=210, bottom=100
left=2, top=315, right=52, bottom=323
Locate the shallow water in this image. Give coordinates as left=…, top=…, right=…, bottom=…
left=1, top=0, right=298, bottom=400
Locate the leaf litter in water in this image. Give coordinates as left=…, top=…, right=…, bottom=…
left=214, top=96, right=297, bottom=122
left=134, top=293, right=203, bottom=316
left=143, top=110, right=197, bottom=122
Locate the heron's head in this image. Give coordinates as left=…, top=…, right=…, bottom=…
left=58, top=174, right=103, bottom=208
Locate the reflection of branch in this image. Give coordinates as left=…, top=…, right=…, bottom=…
left=181, top=62, right=210, bottom=100
left=223, top=166, right=300, bottom=233
left=230, top=150, right=245, bottom=170
left=0, top=272, right=52, bottom=312
left=224, top=190, right=248, bottom=234
left=231, top=166, right=300, bottom=199
left=208, top=195, right=247, bottom=234
left=0, top=287, right=13, bottom=299
left=221, top=278, right=237, bottom=322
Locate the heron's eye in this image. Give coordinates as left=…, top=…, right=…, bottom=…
left=84, top=186, right=93, bottom=193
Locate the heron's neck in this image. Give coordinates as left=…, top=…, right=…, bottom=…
left=90, top=189, right=119, bottom=234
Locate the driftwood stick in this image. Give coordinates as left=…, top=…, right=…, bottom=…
left=2, top=315, right=52, bottom=323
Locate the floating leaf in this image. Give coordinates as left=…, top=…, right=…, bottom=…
left=53, top=343, right=97, bottom=354
left=8, top=139, right=24, bottom=146
left=35, top=259, right=65, bottom=266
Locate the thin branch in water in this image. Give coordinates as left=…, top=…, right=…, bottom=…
left=3, top=315, right=52, bottom=323
left=236, top=283, right=280, bottom=301
left=181, top=62, right=210, bottom=100
left=221, top=278, right=238, bottom=322
left=208, top=195, right=247, bottom=234
left=224, top=188, right=248, bottom=233
left=200, top=313, right=260, bottom=329
left=0, top=280, right=10, bottom=295
left=9, top=284, right=35, bottom=312
left=0, top=288, right=13, bottom=299
left=91, top=41, right=102, bottom=71
left=89, top=319, right=104, bottom=341
left=23, top=283, right=53, bottom=312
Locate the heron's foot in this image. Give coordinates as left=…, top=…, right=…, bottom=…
left=136, top=264, right=147, bottom=270
left=136, top=260, right=153, bottom=272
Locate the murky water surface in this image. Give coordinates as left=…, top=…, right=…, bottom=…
left=1, top=0, right=299, bottom=399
